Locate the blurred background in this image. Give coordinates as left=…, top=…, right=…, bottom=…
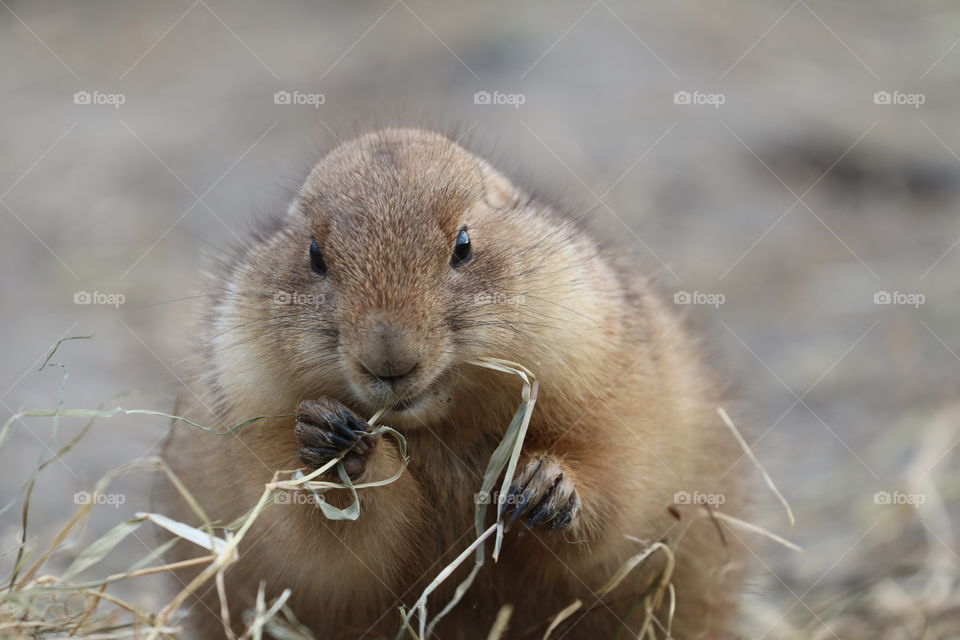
left=2, top=1, right=960, bottom=637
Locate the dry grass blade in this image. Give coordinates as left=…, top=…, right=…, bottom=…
left=600, top=541, right=675, bottom=599
left=240, top=582, right=292, bottom=640
left=710, top=512, right=803, bottom=552
left=541, top=600, right=581, bottom=640
left=469, top=358, right=538, bottom=560
left=401, top=357, right=538, bottom=639
left=137, top=512, right=227, bottom=553
left=408, top=524, right=498, bottom=639
left=486, top=604, right=513, bottom=640
left=541, top=538, right=677, bottom=639
left=718, top=407, right=796, bottom=531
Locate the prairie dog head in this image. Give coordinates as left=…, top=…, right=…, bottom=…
left=222, top=129, right=557, bottom=425
left=215, top=129, right=619, bottom=428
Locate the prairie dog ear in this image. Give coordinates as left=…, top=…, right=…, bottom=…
left=475, top=157, right=522, bottom=210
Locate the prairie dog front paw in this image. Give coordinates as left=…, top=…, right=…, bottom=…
left=295, top=398, right=378, bottom=479
left=504, top=455, right=581, bottom=532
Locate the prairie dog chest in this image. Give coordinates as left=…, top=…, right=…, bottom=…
left=406, top=433, right=498, bottom=533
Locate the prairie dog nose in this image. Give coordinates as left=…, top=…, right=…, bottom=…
left=358, top=321, right=420, bottom=382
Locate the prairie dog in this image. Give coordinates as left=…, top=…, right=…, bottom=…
left=161, top=128, right=747, bottom=639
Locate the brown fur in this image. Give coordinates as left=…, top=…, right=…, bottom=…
left=160, top=129, right=747, bottom=639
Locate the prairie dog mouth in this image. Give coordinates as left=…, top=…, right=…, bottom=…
left=358, top=367, right=452, bottom=423
left=382, top=367, right=453, bottom=414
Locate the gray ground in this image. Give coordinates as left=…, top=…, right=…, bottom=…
left=2, top=1, right=960, bottom=637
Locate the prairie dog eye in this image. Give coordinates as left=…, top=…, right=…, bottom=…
left=309, top=239, right=328, bottom=275
left=451, top=228, right=473, bottom=268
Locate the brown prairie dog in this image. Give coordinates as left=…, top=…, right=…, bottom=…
left=160, top=128, right=747, bottom=639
